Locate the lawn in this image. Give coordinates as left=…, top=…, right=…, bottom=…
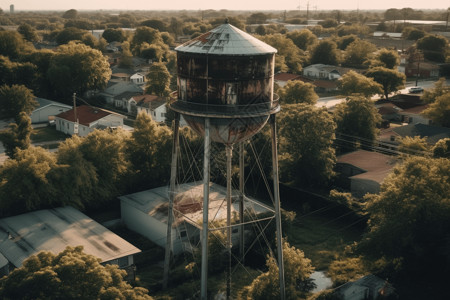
left=31, top=126, right=68, bottom=148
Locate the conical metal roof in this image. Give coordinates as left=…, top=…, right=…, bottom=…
left=175, top=22, right=277, bottom=56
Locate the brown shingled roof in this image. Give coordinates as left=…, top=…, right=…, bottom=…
left=56, top=105, right=116, bottom=126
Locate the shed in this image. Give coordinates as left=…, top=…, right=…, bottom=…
left=120, top=182, right=274, bottom=255
left=0, top=207, right=141, bottom=276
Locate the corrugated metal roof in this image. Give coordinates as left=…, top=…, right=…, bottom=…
left=119, top=182, right=274, bottom=226
left=0, top=207, right=141, bottom=268
left=175, top=22, right=277, bottom=56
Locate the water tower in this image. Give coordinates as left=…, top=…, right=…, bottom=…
left=164, top=20, right=285, bottom=299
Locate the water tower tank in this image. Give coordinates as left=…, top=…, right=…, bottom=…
left=170, top=21, right=279, bottom=145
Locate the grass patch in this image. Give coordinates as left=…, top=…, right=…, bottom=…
left=287, top=213, right=364, bottom=270
left=31, top=126, right=68, bottom=143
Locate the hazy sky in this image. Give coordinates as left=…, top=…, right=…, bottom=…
left=2, top=0, right=449, bottom=12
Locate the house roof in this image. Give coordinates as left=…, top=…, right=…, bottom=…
left=337, top=150, right=397, bottom=183
left=393, top=123, right=450, bottom=144
left=274, top=73, right=303, bottom=82
left=134, top=94, right=166, bottom=109
left=0, top=206, right=141, bottom=268
left=34, top=97, right=72, bottom=112
left=175, top=22, right=277, bottom=56
left=114, top=91, right=142, bottom=100
left=102, top=81, right=143, bottom=96
left=400, top=104, right=428, bottom=115
left=119, top=182, right=274, bottom=228
left=55, top=105, right=123, bottom=126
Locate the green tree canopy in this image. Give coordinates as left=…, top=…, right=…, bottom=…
left=310, top=40, right=340, bottom=66
left=0, top=146, right=58, bottom=216
left=421, top=77, right=449, bottom=103
left=259, top=34, right=305, bottom=73
left=0, top=84, right=37, bottom=121
left=365, top=67, right=405, bottom=100
left=342, top=39, right=376, bottom=68
left=55, top=27, right=87, bottom=45
left=47, top=42, right=111, bottom=101
left=334, top=97, right=382, bottom=153
left=286, top=29, right=318, bottom=51
left=0, top=30, right=33, bottom=59
left=416, top=34, right=449, bottom=62
left=358, top=157, right=450, bottom=289
left=102, top=28, right=126, bottom=43
left=336, top=34, right=358, bottom=50
left=397, top=136, right=430, bottom=156
left=337, top=70, right=383, bottom=98
left=244, top=240, right=314, bottom=300
left=126, top=112, right=172, bottom=190
left=278, top=80, right=318, bottom=105
left=0, top=112, right=33, bottom=158
left=432, top=138, right=450, bottom=158
left=62, top=9, right=78, bottom=19
left=278, top=104, right=336, bottom=187
left=131, top=26, right=164, bottom=54
left=0, top=246, right=153, bottom=300
left=423, top=91, right=450, bottom=127
left=140, top=19, right=168, bottom=32
left=17, top=23, right=39, bottom=43
left=371, top=48, right=400, bottom=69
left=145, top=62, right=172, bottom=96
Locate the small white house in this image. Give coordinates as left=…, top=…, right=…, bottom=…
left=120, top=182, right=274, bottom=255
left=134, top=95, right=167, bottom=122
left=130, top=72, right=146, bottom=85
left=55, top=105, right=125, bottom=137
left=114, top=91, right=143, bottom=112
left=31, top=98, right=72, bottom=124
left=303, top=64, right=343, bottom=80
left=99, top=82, right=143, bottom=105
left=0, top=206, right=141, bottom=277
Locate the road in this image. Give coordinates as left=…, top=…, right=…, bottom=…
left=315, top=79, right=449, bottom=110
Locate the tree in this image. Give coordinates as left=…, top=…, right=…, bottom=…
left=131, top=26, right=164, bottom=54
left=358, top=157, right=450, bottom=295
left=423, top=92, right=450, bottom=127
left=119, top=41, right=134, bottom=69
left=47, top=42, right=111, bottom=101
left=55, top=27, right=87, bottom=45
left=62, top=9, right=78, bottom=19
left=244, top=240, right=314, bottom=300
left=403, top=26, right=425, bottom=40
left=365, top=67, right=405, bottom=100
left=17, top=23, right=39, bottom=43
left=247, top=12, right=270, bottom=24
left=0, top=30, right=33, bottom=59
left=397, top=136, right=430, bottom=156
left=286, top=29, right=317, bottom=51
left=334, top=97, right=381, bottom=153
left=278, top=80, right=318, bottom=105
left=0, top=84, right=37, bottom=121
left=145, top=62, right=172, bottom=97
left=310, top=40, right=339, bottom=66
left=140, top=19, right=168, bottom=32
left=126, top=112, right=172, bottom=190
left=371, top=48, right=400, bottom=69
left=278, top=104, right=336, bottom=187
left=432, top=138, right=450, bottom=158
left=416, top=34, right=449, bottom=62
left=0, top=112, right=33, bottom=158
left=342, top=39, right=376, bottom=67
left=102, top=28, right=126, bottom=43
left=421, top=77, right=449, bottom=103
left=0, top=246, right=152, bottom=300
left=337, top=71, right=383, bottom=98
left=336, top=34, right=358, bottom=50
left=0, top=147, right=58, bottom=216
left=260, top=34, right=305, bottom=73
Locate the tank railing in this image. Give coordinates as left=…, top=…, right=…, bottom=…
left=169, top=92, right=280, bottom=117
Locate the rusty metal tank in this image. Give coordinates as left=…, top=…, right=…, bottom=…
left=169, top=20, right=279, bottom=145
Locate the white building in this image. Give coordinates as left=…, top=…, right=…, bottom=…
left=31, top=98, right=72, bottom=124
left=0, top=206, right=141, bottom=276
left=303, top=64, right=344, bottom=80
left=120, top=182, right=274, bottom=255
left=55, top=105, right=125, bottom=137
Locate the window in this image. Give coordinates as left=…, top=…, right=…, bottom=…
left=161, top=113, right=166, bottom=118
left=180, top=230, right=187, bottom=238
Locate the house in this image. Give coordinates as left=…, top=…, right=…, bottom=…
left=134, top=94, right=167, bottom=122
left=397, top=104, right=430, bottom=125
left=392, top=123, right=450, bottom=145
left=372, top=31, right=403, bottom=39
left=106, top=41, right=122, bottom=53
left=0, top=206, right=141, bottom=277
left=31, top=97, right=72, bottom=124
left=55, top=105, right=125, bottom=137
left=274, top=73, right=313, bottom=87
left=119, top=182, right=274, bottom=255
left=130, top=72, right=146, bottom=85
left=405, top=61, right=440, bottom=79
left=114, top=91, right=143, bottom=112
left=98, top=81, right=143, bottom=105
left=333, top=274, right=396, bottom=300
left=312, top=79, right=338, bottom=93
left=376, top=102, right=402, bottom=122
left=336, top=150, right=397, bottom=197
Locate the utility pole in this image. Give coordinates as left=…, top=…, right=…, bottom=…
left=73, top=93, right=78, bottom=135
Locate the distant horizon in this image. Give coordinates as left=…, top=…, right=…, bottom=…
left=2, top=0, right=449, bottom=13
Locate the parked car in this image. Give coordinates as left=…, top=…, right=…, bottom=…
left=409, top=86, right=424, bottom=93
